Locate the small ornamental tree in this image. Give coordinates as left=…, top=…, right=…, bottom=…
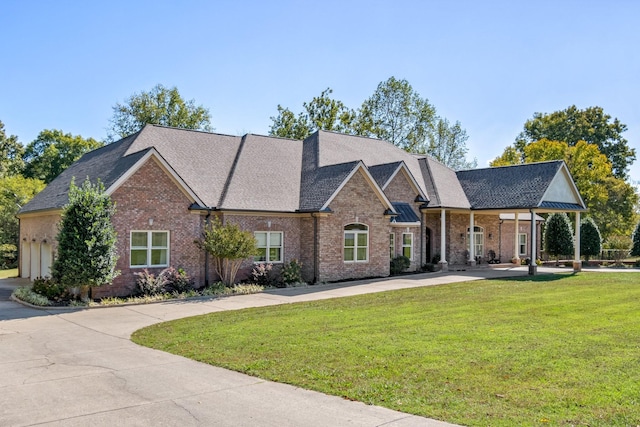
left=198, top=218, right=257, bottom=286
left=52, top=178, right=119, bottom=298
left=631, top=221, right=640, bottom=257
left=543, top=213, right=574, bottom=265
left=580, top=217, right=602, bottom=262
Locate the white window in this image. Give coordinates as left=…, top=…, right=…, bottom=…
left=254, top=231, right=283, bottom=263
left=467, top=226, right=484, bottom=257
left=344, top=223, right=368, bottom=262
left=389, top=233, right=395, bottom=259
left=519, top=233, right=527, bottom=256
left=130, top=231, right=169, bottom=267
left=402, top=233, right=413, bottom=260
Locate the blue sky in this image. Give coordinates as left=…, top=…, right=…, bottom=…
left=2, top=0, right=639, bottom=180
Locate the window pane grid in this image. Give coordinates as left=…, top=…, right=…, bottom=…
left=344, top=223, right=368, bottom=263
left=254, top=232, right=283, bottom=263
left=130, top=231, right=169, bottom=268
left=402, top=233, right=413, bottom=260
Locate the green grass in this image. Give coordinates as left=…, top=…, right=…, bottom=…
left=132, top=273, right=640, bottom=426
left=0, top=268, right=18, bottom=279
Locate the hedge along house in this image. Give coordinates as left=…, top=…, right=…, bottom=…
left=18, top=125, right=586, bottom=297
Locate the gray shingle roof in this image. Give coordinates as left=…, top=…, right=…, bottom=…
left=368, top=162, right=403, bottom=189
left=20, top=126, right=586, bottom=217
left=420, top=157, right=470, bottom=209
left=220, top=134, right=302, bottom=211
left=19, top=132, right=148, bottom=213
left=314, top=131, right=430, bottom=197
left=456, top=161, right=566, bottom=210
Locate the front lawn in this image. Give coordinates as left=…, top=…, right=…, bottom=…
left=132, top=273, right=640, bottom=426
left=0, top=268, right=18, bottom=279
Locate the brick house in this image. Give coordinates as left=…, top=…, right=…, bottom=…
left=18, top=125, right=586, bottom=297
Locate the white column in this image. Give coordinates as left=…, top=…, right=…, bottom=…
left=469, top=212, right=475, bottom=266
left=439, top=208, right=448, bottom=271
left=574, top=211, right=582, bottom=272
left=513, top=212, right=520, bottom=264
left=529, top=209, right=537, bottom=275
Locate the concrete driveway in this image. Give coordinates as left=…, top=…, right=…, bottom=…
left=0, top=268, right=538, bottom=426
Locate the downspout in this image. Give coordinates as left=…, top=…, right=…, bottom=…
left=204, top=209, right=212, bottom=287
left=420, top=211, right=424, bottom=268
left=313, top=213, right=319, bottom=284
left=498, top=219, right=503, bottom=262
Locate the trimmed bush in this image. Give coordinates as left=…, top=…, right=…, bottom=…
left=631, top=222, right=640, bottom=257
left=580, top=217, right=602, bottom=262
left=161, top=267, right=194, bottom=293
left=32, top=277, right=71, bottom=302
left=390, top=255, right=411, bottom=275
left=282, top=259, right=304, bottom=285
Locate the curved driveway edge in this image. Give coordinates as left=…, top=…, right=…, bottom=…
left=1, top=268, right=557, bottom=426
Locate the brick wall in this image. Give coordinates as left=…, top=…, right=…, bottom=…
left=316, top=169, right=390, bottom=282
left=384, top=170, right=422, bottom=270
left=222, top=214, right=305, bottom=282
left=105, top=157, right=204, bottom=298
left=500, top=219, right=542, bottom=262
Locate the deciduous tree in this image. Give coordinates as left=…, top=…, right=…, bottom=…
left=426, top=118, right=477, bottom=169
left=0, top=120, right=24, bottom=177
left=356, top=77, right=436, bottom=152
left=269, top=88, right=356, bottom=140
left=108, top=84, right=212, bottom=140
left=0, top=175, right=44, bottom=247
left=516, top=105, right=635, bottom=179
left=198, top=218, right=257, bottom=286
left=23, top=129, right=102, bottom=183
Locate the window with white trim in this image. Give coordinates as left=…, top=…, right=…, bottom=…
left=254, top=231, right=283, bottom=263
left=402, top=233, right=413, bottom=260
left=467, top=226, right=484, bottom=257
left=344, top=223, right=368, bottom=262
left=519, top=233, right=527, bottom=256
left=130, top=231, right=169, bottom=267
left=389, top=233, right=395, bottom=259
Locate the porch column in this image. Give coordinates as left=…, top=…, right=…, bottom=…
left=573, top=211, right=582, bottom=272
left=513, top=212, right=520, bottom=264
left=439, top=208, right=448, bottom=271
left=529, top=209, right=537, bottom=275
left=468, top=212, right=476, bottom=266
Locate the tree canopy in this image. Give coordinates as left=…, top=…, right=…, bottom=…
left=356, top=77, right=437, bottom=152
left=515, top=105, right=635, bottom=179
left=269, top=88, right=355, bottom=140
left=23, top=129, right=103, bottom=183
left=108, top=84, right=212, bottom=141
left=426, top=118, right=477, bottom=170
left=0, top=120, right=25, bottom=177
left=0, top=175, right=45, bottom=247
left=269, top=77, right=476, bottom=170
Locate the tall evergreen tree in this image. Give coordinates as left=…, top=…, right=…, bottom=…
left=630, top=222, right=640, bottom=257
left=544, top=213, right=574, bottom=264
left=580, top=217, right=602, bottom=262
left=52, top=178, right=119, bottom=295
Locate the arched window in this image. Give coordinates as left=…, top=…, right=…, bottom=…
left=467, top=225, right=484, bottom=257
left=344, top=223, right=368, bottom=262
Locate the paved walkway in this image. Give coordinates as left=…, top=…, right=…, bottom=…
left=0, top=267, right=605, bottom=426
